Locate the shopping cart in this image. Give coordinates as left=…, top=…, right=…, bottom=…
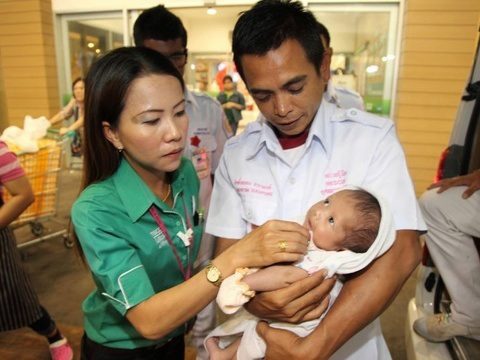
left=3, top=131, right=73, bottom=249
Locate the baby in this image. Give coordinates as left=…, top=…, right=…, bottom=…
left=205, top=187, right=395, bottom=360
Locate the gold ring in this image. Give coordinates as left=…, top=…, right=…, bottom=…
left=278, top=240, right=287, bottom=252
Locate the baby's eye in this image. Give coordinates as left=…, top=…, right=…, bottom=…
left=324, top=198, right=330, bottom=206
left=328, top=216, right=335, bottom=225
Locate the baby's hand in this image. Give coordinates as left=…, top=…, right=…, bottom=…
left=244, top=265, right=308, bottom=292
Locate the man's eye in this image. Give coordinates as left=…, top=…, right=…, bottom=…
left=289, top=86, right=304, bottom=94
left=328, top=216, right=335, bottom=225
left=175, top=110, right=186, bottom=117
left=253, top=94, right=270, bottom=102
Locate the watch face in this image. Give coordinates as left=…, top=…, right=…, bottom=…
left=207, top=267, right=220, bottom=282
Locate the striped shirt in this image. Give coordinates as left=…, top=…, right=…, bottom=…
left=0, top=140, right=25, bottom=186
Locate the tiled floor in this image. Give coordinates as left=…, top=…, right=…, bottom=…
left=0, top=165, right=416, bottom=359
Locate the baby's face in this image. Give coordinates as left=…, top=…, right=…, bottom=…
left=304, top=190, right=358, bottom=251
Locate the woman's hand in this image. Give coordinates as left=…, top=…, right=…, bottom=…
left=222, top=220, right=310, bottom=270
left=245, top=270, right=335, bottom=323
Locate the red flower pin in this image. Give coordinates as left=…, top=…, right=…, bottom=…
left=190, top=135, right=201, bottom=147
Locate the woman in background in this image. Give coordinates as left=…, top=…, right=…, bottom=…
left=49, top=77, right=85, bottom=156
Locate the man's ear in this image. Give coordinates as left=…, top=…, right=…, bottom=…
left=320, top=47, right=333, bottom=82
left=102, top=121, right=123, bottom=150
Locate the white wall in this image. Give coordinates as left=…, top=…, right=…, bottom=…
left=51, top=0, right=261, bottom=13
left=53, top=1, right=202, bottom=13
left=183, top=17, right=234, bottom=53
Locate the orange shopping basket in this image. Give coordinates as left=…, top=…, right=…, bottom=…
left=3, top=137, right=72, bottom=249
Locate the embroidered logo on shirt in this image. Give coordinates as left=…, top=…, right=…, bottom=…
left=321, top=170, right=347, bottom=195
left=193, top=127, right=211, bottom=135
left=150, top=227, right=166, bottom=248
left=234, top=179, right=273, bottom=197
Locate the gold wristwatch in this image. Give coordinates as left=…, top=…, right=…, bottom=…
left=205, top=262, right=223, bottom=287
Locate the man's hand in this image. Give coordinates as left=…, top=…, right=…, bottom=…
left=192, top=148, right=211, bottom=179
left=245, top=270, right=335, bottom=323
left=428, top=169, right=480, bottom=198
left=256, top=321, right=323, bottom=360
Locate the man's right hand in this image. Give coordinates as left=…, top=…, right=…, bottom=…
left=245, top=270, right=336, bottom=323
left=428, top=169, right=480, bottom=199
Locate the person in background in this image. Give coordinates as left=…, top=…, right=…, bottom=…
left=316, top=22, right=365, bottom=111
left=71, top=46, right=307, bottom=360
left=217, top=75, right=246, bottom=135
left=414, top=169, right=480, bottom=341
left=0, top=140, right=73, bottom=360
left=206, top=1, right=424, bottom=359
left=133, top=7, right=232, bottom=359
left=49, top=77, right=85, bottom=156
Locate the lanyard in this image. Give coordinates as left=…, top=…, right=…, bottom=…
left=149, top=196, right=193, bottom=280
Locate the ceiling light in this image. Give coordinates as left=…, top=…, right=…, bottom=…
left=207, top=7, right=217, bottom=15
left=87, top=42, right=95, bottom=48
left=381, top=54, right=395, bottom=62
left=366, top=65, right=379, bottom=74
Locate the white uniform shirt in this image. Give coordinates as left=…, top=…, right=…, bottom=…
left=184, top=89, right=231, bottom=266
left=206, top=100, right=426, bottom=359
left=324, top=78, right=365, bottom=111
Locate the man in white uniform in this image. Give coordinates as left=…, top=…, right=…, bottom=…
left=317, top=21, right=365, bottom=111
left=206, top=1, right=425, bottom=358
left=414, top=170, right=480, bottom=341
left=133, top=6, right=231, bottom=359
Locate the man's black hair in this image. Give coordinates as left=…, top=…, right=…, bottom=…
left=133, top=5, right=187, bottom=47
left=232, top=0, right=325, bottom=81
left=223, top=75, right=233, bottom=83
left=316, top=21, right=331, bottom=47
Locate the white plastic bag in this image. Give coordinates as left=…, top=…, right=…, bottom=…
left=24, top=115, right=51, bottom=140
left=0, top=115, right=51, bottom=153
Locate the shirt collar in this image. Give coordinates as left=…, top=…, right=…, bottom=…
left=112, top=158, right=186, bottom=222
left=247, top=100, right=335, bottom=159
left=185, top=88, right=199, bottom=110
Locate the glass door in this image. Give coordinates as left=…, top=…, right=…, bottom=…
left=57, top=12, right=124, bottom=103
left=309, top=3, right=400, bottom=117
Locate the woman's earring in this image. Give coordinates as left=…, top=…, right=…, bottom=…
left=118, top=147, right=123, bottom=153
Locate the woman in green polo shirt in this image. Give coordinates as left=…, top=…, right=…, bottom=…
left=71, top=47, right=310, bottom=360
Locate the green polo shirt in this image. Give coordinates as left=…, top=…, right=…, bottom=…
left=71, top=157, right=201, bottom=349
